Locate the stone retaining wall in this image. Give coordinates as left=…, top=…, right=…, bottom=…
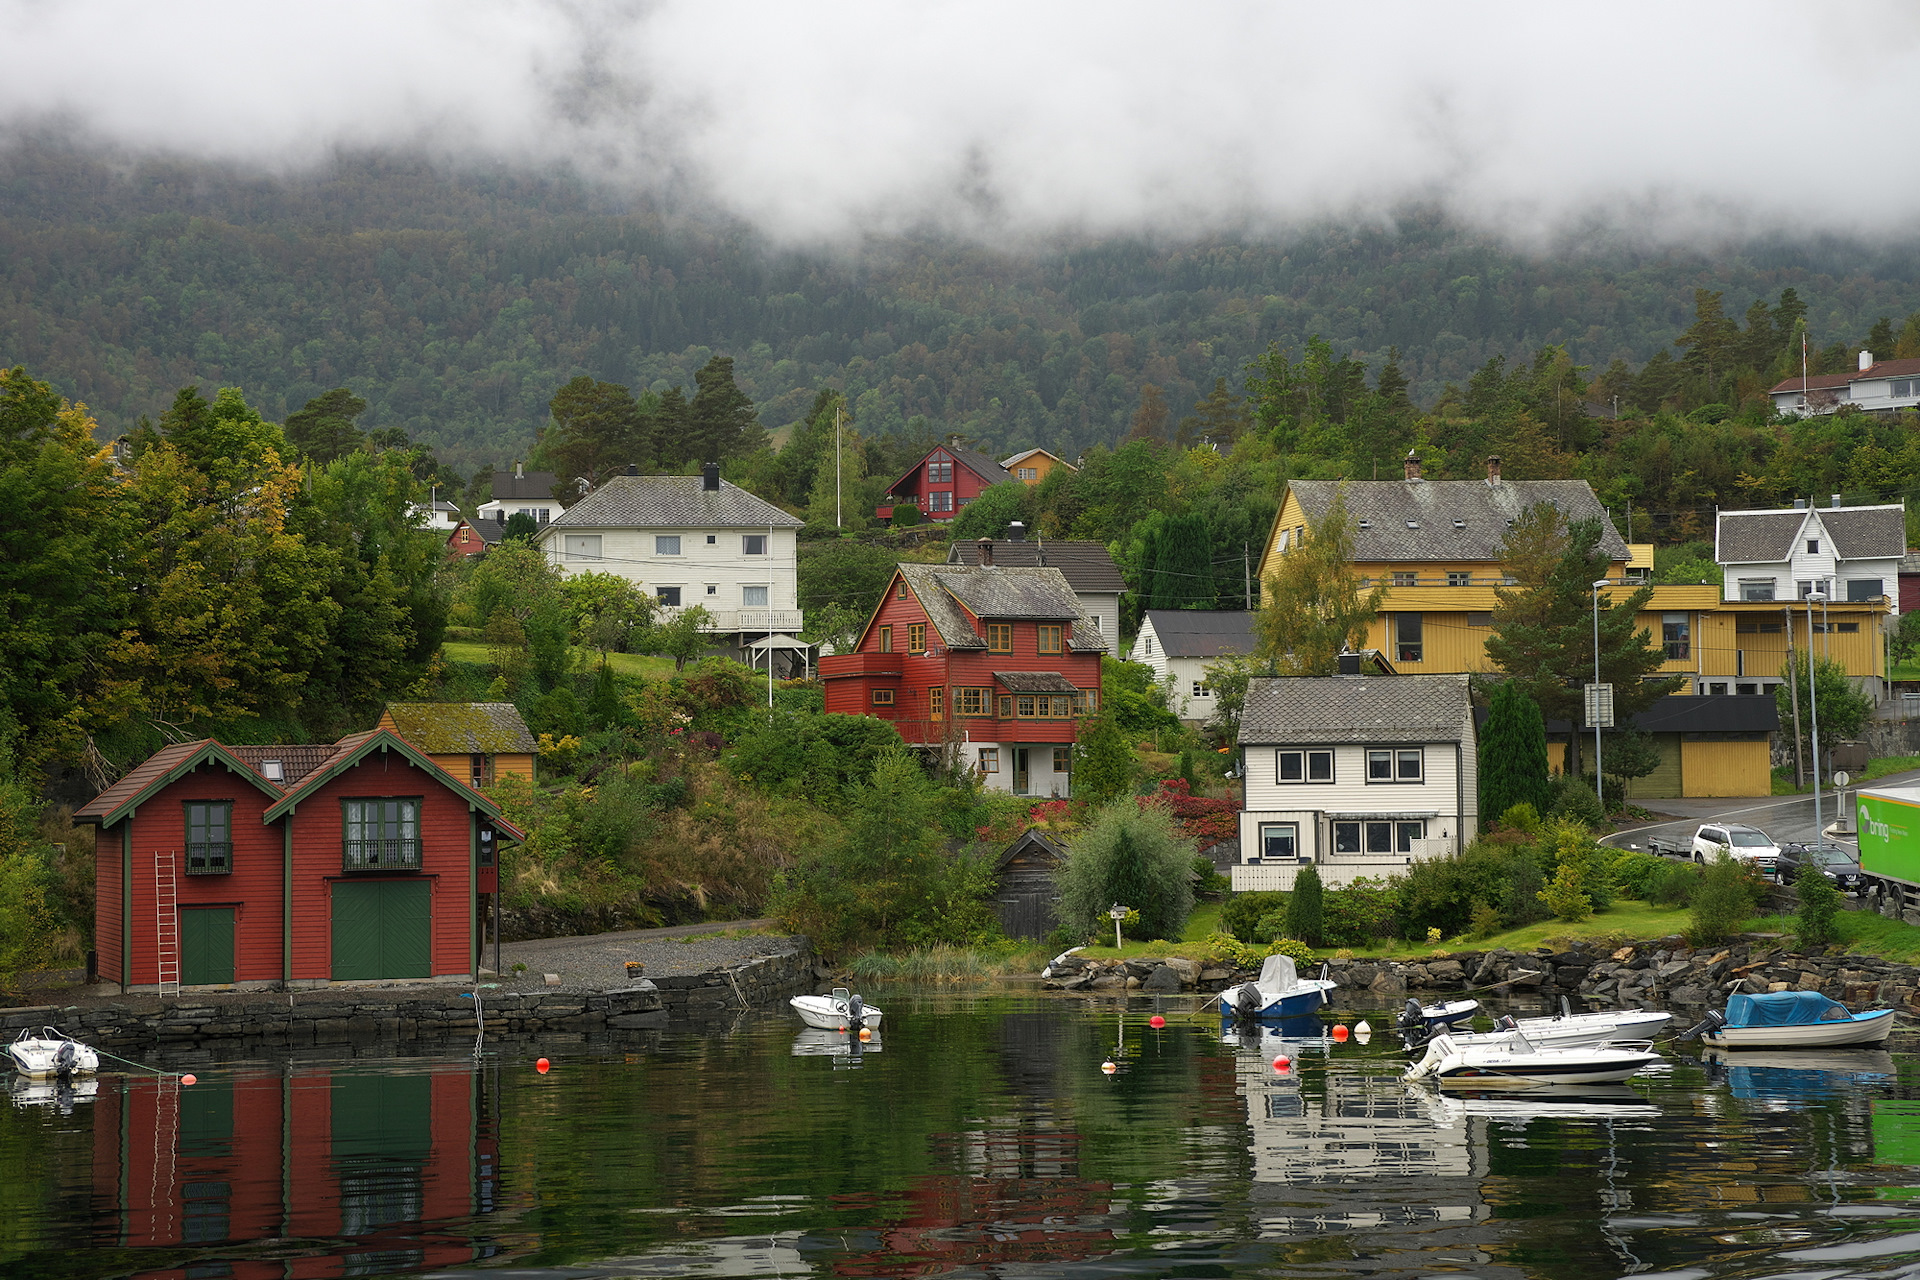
left=0, top=948, right=820, bottom=1054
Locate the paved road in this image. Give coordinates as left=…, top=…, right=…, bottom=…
left=1604, top=769, right=1920, bottom=852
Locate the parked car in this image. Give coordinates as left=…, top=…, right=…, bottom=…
left=1775, top=841, right=1865, bottom=892
left=1689, top=823, right=1782, bottom=875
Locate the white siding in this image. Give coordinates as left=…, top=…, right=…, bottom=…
left=541, top=525, right=801, bottom=631
left=966, top=740, right=1074, bottom=798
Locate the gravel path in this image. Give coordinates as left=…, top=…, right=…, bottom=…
left=486, top=918, right=806, bottom=994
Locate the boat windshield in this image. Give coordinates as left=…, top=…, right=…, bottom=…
left=1728, top=831, right=1773, bottom=847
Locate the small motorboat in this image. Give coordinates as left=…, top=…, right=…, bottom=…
left=1405, top=1030, right=1659, bottom=1088
left=1395, top=997, right=1480, bottom=1036
left=7, top=1026, right=100, bottom=1080
left=789, top=988, right=883, bottom=1031
left=1410, top=1005, right=1672, bottom=1052
left=1220, top=955, right=1338, bottom=1020
left=1683, top=990, right=1895, bottom=1049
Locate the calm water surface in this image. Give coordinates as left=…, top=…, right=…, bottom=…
left=8, top=989, right=1920, bottom=1279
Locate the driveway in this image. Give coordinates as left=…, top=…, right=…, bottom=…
left=1603, top=767, right=1920, bottom=852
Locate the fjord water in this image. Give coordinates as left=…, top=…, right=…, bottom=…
left=8, top=992, right=1920, bottom=1280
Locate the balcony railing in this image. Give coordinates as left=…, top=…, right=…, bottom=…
left=343, top=839, right=422, bottom=872
left=660, top=606, right=805, bottom=633
left=185, top=842, right=232, bottom=875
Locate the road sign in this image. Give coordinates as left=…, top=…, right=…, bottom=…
left=1834, top=771, right=1851, bottom=788
left=1583, top=682, right=1615, bottom=729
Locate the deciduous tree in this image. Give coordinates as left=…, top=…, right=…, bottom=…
left=1253, top=491, right=1385, bottom=675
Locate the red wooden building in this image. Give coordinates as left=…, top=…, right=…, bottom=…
left=77, top=728, right=522, bottom=992
left=819, top=551, right=1107, bottom=796
left=877, top=439, right=1013, bottom=522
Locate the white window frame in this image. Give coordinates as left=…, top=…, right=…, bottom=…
left=655, top=535, right=682, bottom=556
left=1256, top=823, right=1300, bottom=863
left=743, top=534, right=767, bottom=556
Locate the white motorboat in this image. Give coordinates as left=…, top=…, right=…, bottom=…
left=1686, top=991, right=1894, bottom=1049
left=1220, top=955, right=1338, bottom=1019
left=789, top=988, right=882, bottom=1031
left=1394, top=997, right=1480, bottom=1035
left=1423, top=1008, right=1672, bottom=1053
left=1405, top=1030, right=1659, bottom=1088
left=6, top=1026, right=100, bottom=1079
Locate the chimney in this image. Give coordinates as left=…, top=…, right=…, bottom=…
left=701, top=462, right=720, bottom=492
left=1008, top=521, right=1027, bottom=541
left=1832, top=493, right=1843, bottom=508
left=1403, top=450, right=1422, bottom=481
left=1486, top=455, right=1502, bottom=485
left=948, top=434, right=961, bottom=450
left=1337, top=651, right=1362, bottom=676
left=1860, top=349, right=1875, bottom=372
left=976, top=537, right=994, bottom=567
left=627, top=463, right=638, bottom=476
left=515, top=461, right=524, bottom=480
left=1793, top=498, right=1807, bottom=510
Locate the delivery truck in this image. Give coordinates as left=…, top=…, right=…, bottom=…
left=1851, top=784, right=1920, bottom=903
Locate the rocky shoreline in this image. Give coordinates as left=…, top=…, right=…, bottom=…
left=1040, top=936, right=1920, bottom=1017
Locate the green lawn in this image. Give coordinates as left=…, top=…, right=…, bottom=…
left=1750, top=907, right=1920, bottom=964
left=442, top=641, right=675, bottom=680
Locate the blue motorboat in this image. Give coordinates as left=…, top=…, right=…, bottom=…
left=1684, top=990, right=1896, bottom=1050
left=1220, top=954, right=1337, bottom=1019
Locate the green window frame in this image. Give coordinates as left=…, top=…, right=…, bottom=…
left=184, top=801, right=233, bottom=875
left=342, top=797, right=423, bottom=872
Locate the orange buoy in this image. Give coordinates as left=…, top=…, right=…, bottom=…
left=1101, top=1059, right=1117, bottom=1074
left=858, top=1026, right=872, bottom=1042
left=1272, top=1055, right=1291, bottom=1072
left=536, top=1057, right=551, bottom=1074
left=1332, top=1024, right=1350, bottom=1041
left=180, top=1074, right=197, bottom=1086
left=1149, top=1015, right=1166, bottom=1029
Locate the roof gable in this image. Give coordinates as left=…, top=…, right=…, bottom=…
left=261, top=728, right=524, bottom=836
left=894, top=563, right=1110, bottom=652
left=1821, top=506, right=1907, bottom=560
left=1715, top=509, right=1806, bottom=563
left=1285, top=479, right=1629, bottom=563
left=75, top=740, right=288, bottom=827
left=1141, top=610, right=1257, bottom=658
left=546, top=474, right=802, bottom=530
left=380, top=703, right=537, bottom=754
left=491, top=470, right=560, bottom=501
left=1238, top=674, right=1472, bottom=745
left=946, top=539, right=1127, bottom=592
left=885, top=445, right=1014, bottom=494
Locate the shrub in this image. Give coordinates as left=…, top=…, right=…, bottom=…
left=1497, top=803, right=1544, bottom=837
left=1469, top=900, right=1502, bottom=939
left=1053, top=801, right=1197, bottom=943
left=1650, top=859, right=1702, bottom=906
left=1608, top=849, right=1668, bottom=900
left=1222, top=890, right=1289, bottom=942
left=1285, top=863, right=1325, bottom=946
left=1548, top=774, right=1605, bottom=827
left=1398, top=842, right=1548, bottom=940
left=1538, top=862, right=1594, bottom=922
left=1795, top=862, right=1843, bottom=949
left=889, top=502, right=923, bottom=527
left=1190, top=855, right=1231, bottom=896
left=1322, top=877, right=1400, bottom=946
left=1543, top=816, right=1615, bottom=910
left=1688, top=853, right=1754, bottom=945
left=1203, top=932, right=1313, bottom=969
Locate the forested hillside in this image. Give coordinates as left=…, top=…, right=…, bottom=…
left=6, top=141, right=1920, bottom=476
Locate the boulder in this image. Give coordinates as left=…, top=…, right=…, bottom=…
left=1089, top=974, right=1129, bottom=991
left=1426, top=959, right=1466, bottom=984
left=1368, top=970, right=1407, bottom=996
left=1160, top=957, right=1198, bottom=983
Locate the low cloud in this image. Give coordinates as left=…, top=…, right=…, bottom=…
left=5, top=0, right=1918, bottom=245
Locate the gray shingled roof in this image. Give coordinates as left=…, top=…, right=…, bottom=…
left=1142, top=610, right=1256, bottom=659
left=1822, top=506, right=1907, bottom=560
left=947, top=539, right=1128, bottom=592
left=547, top=474, right=803, bottom=529
left=1286, top=479, right=1628, bottom=562
left=994, top=671, right=1082, bottom=693
left=1238, top=674, right=1472, bottom=746
left=896, top=563, right=1109, bottom=652
left=886, top=445, right=1014, bottom=493
left=1717, top=505, right=1906, bottom=564
left=492, top=469, right=560, bottom=501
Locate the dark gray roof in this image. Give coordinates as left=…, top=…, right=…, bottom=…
left=546, top=474, right=803, bottom=530
left=1822, top=506, right=1906, bottom=560
left=1142, top=610, right=1256, bottom=659
left=1715, top=510, right=1804, bottom=563
left=492, top=469, right=560, bottom=501
left=1238, top=674, right=1473, bottom=746
left=1539, top=694, right=1778, bottom=735
left=896, top=563, right=1109, bottom=652
left=947, top=539, right=1128, bottom=592
left=887, top=445, right=1013, bottom=492
left=994, top=671, right=1081, bottom=693
left=1717, top=505, right=1905, bottom=564
left=1286, top=479, right=1629, bottom=562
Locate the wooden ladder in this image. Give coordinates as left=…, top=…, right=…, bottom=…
left=153, top=850, right=179, bottom=997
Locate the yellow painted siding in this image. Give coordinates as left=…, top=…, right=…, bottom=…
left=1679, top=739, right=1771, bottom=797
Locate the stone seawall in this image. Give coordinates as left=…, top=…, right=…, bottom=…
left=0, top=947, right=819, bottom=1054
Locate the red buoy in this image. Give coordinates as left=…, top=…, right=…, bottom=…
left=180, top=1074, right=197, bottom=1086
left=1332, top=1024, right=1350, bottom=1041
left=1148, top=1015, right=1166, bottom=1029
left=536, top=1057, right=551, bottom=1074
left=1272, top=1055, right=1291, bottom=1072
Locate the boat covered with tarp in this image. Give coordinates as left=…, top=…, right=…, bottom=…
left=1688, top=991, right=1894, bottom=1049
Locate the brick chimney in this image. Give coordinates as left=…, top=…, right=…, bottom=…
left=1403, top=450, right=1422, bottom=481
left=976, top=537, right=994, bottom=567
left=702, top=462, right=720, bottom=492
left=1486, top=455, right=1503, bottom=485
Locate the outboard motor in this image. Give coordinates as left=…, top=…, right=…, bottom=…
left=1679, top=1010, right=1727, bottom=1041
left=1493, top=1014, right=1519, bottom=1032
left=1235, top=983, right=1260, bottom=1016
left=1396, top=998, right=1424, bottom=1032
left=847, top=993, right=865, bottom=1030
left=53, top=1040, right=76, bottom=1075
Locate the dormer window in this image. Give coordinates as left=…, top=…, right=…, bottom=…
left=1406, top=520, right=1419, bottom=529
left=1807, top=539, right=1819, bottom=554
left=262, top=759, right=285, bottom=783
left=1357, top=520, right=1370, bottom=530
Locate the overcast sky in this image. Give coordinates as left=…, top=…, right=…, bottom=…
left=6, top=1, right=1917, bottom=245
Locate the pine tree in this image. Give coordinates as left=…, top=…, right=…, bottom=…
left=1478, top=680, right=1551, bottom=820
left=284, top=387, right=369, bottom=464
left=1150, top=513, right=1211, bottom=609
left=688, top=356, right=765, bottom=461
left=1284, top=863, right=1324, bottom=945
left=1126, top=383, right=1169, bottom=442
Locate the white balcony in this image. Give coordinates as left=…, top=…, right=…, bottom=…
left=663, top=606, right=805, bottom=634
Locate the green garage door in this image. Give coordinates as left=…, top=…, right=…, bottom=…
left=331, top=880, right=430, bottom=980
left=1623, top=734, right=1684, bottom=800
left=180, top=907, right=234, bottom=986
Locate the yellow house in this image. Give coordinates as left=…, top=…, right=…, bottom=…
left=377, top=703, right=538, bottom=789
left=1000, top=448, right=1075, bottom=486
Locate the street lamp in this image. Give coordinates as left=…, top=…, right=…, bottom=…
left=1592, top=579, right=1611, bottom=807
left=1806, top=590, right=1826, bottom=843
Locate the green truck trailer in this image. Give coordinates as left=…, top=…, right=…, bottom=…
left=1854, top=784, right=1920, bottom=892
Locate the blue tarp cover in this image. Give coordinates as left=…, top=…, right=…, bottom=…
left=1726, top=991, right=1852, bottom=1026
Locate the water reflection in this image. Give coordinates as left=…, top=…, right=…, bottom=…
left=7, top=995, right=1920, bottom=1279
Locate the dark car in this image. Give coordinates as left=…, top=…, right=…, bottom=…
left=1775, top=841, right=1864, bottom=891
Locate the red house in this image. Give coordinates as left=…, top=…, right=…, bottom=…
left=76, top=728, right=523, bottom=992
left=819, top=550, right=1107, bottom=796
left=878, top=438, right=1013, bottom=522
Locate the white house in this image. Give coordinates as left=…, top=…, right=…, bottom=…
left=1770, top=352, right=1920, bottom=416
left=1133, top=610, right=1256, bottom=721
left=1235, top=671, right=1477, bottom=891
left=478, top=464, right=563, bottom=525
left=1715, top=501, right=1904, bottom=611
left=539, top=464, right=805, bottom=667
left=946, top=530, right=1126, bottom=648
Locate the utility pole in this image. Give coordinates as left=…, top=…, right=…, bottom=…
left=1244, top=543, right=1252, bottom=610
left=1784, top=604, right=1805, bottom=787
left=834, top=402, right=845, bottom=529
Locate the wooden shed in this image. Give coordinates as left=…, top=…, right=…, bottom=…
left=991, top=829, right=1067, bottom=940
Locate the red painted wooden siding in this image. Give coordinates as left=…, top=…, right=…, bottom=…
left=97, top=826, right=123, bottom=984
left=286, top=751, right=474, bottom=981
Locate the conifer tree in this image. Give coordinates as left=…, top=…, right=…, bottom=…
left=1479, top=680, right=1551, bottom=820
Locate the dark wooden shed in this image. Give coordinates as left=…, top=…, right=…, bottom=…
left=992, top=829, right=1067, bottom=940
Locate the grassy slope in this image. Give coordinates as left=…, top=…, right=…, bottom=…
left=441, top=641, right=676, bottom=681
